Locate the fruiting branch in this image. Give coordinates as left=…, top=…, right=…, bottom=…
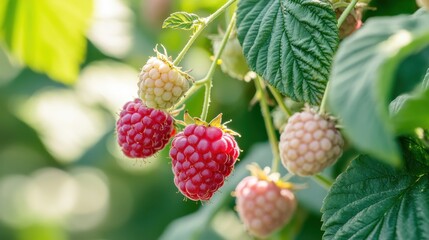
left=267, top=84, right=292, bottom=117
left=200, top=14, right=236, bottom=121
left=313, top=174, right=334, bottom=189
left=254, top=75, right=281, bottom=173
left=319, top=0, right=359, bottom=114
left=172, top=0, right=237, bottom=66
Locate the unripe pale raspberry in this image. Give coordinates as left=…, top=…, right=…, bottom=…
left=116, top=98, right=174, bottom=158
left=235, top=167, right=296, bottom=238
left=138, top=51, right=191, bottom=109
left=279, top=108, right=344, bottom=176
left=169, top=114, right=240, bottom=201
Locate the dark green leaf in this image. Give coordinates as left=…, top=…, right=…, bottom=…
left=236, top=0, right=339, bottom=104
left=328, top=12, right=429, bottom=166
left=321, top=154, right=429, bottom=239
left=0, top=0, right=93, bottom=84
left=390, top=68, right=429, bottom=133
left=162, top=12, right=202, bottom=31
left=400, top=137, right=429, bottom=174
left=391, top=46, right=429, bottom=98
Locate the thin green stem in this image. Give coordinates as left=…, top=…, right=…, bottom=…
left=200, top=84, right=212, bottom=121
left=254, top=76, right=280, bottom=172
left=267, top=84, right=292, bottom=117
left=172, top=84, right=202, bottom=110
left=172, top=0, right=237, bottom=66
left=337, top=0, right=359, bottom=28
left=200, top=14, right=236, bottom=121
left=319, top=80, right=330, bottom=114
left=319, top=0, right=359, bottom=114
left=313, top=174, right=334, bottom=190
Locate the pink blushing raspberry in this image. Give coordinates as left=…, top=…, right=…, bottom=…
left=235, top=174, right=296, bottom=238
left=116, top=98, right=174, bottom=158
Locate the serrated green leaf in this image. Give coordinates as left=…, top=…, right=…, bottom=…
left=162, top=12, right=202, bottom=31
left=328, top=12, right=429, bottom=166
left=321, top=154, right=429, bottom=240
left=390, top=68, right=429, bottom=133
left=236, top=0, right=339, bottom=104
left=0, top=0, right=93, bottom=84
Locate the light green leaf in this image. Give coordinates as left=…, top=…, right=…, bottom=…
left=0, top=0, right=93, bottom=84
left=328, top=12, right=429, bottom=166
left=236, top=0, right=339, bottom=104
left=162, top=12, right=202, bottom=31
left=321, top=153, right=429, bottom=239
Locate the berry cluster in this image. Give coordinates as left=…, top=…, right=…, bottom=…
left=115, top=8, right=347, bottom=237
left=116, top=50, right=241, bottom=202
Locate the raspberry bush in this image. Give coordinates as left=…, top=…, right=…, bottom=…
left=114, top=0, right=429, bottom=239
left=0, top=0, right=427, bottom=239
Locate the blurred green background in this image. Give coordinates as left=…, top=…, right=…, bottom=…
left=0, top=0, right=420, bottom=239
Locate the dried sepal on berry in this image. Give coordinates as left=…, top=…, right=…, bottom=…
left=138, top=46, right=193, bottom=110
left=279, top=106, right=344, bottom=176
left=234, top=164, right=297, bottom=238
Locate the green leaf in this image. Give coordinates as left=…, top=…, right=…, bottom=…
left=0, top=0, right=93, bottom=84
left=327, top=12, right=429, bottom=166
left=236, top=0, right=339, bottom=104
left=390, top=68, right=429, bottom=133
left=321, top=154, right=429, bottom=240
left=400, top=137, right=429, bottom=174
left=162, top=12, right=202, bottom=31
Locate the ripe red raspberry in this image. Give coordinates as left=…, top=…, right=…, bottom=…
left=138, top=49, right=192, bottom=110
left=169, top=114, right=240, bottom=201
left=235, top=166, right=297, bottom=238
left=279, top=108, right=344, bottom=176
left=116, top=98, right=174, bottom=158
